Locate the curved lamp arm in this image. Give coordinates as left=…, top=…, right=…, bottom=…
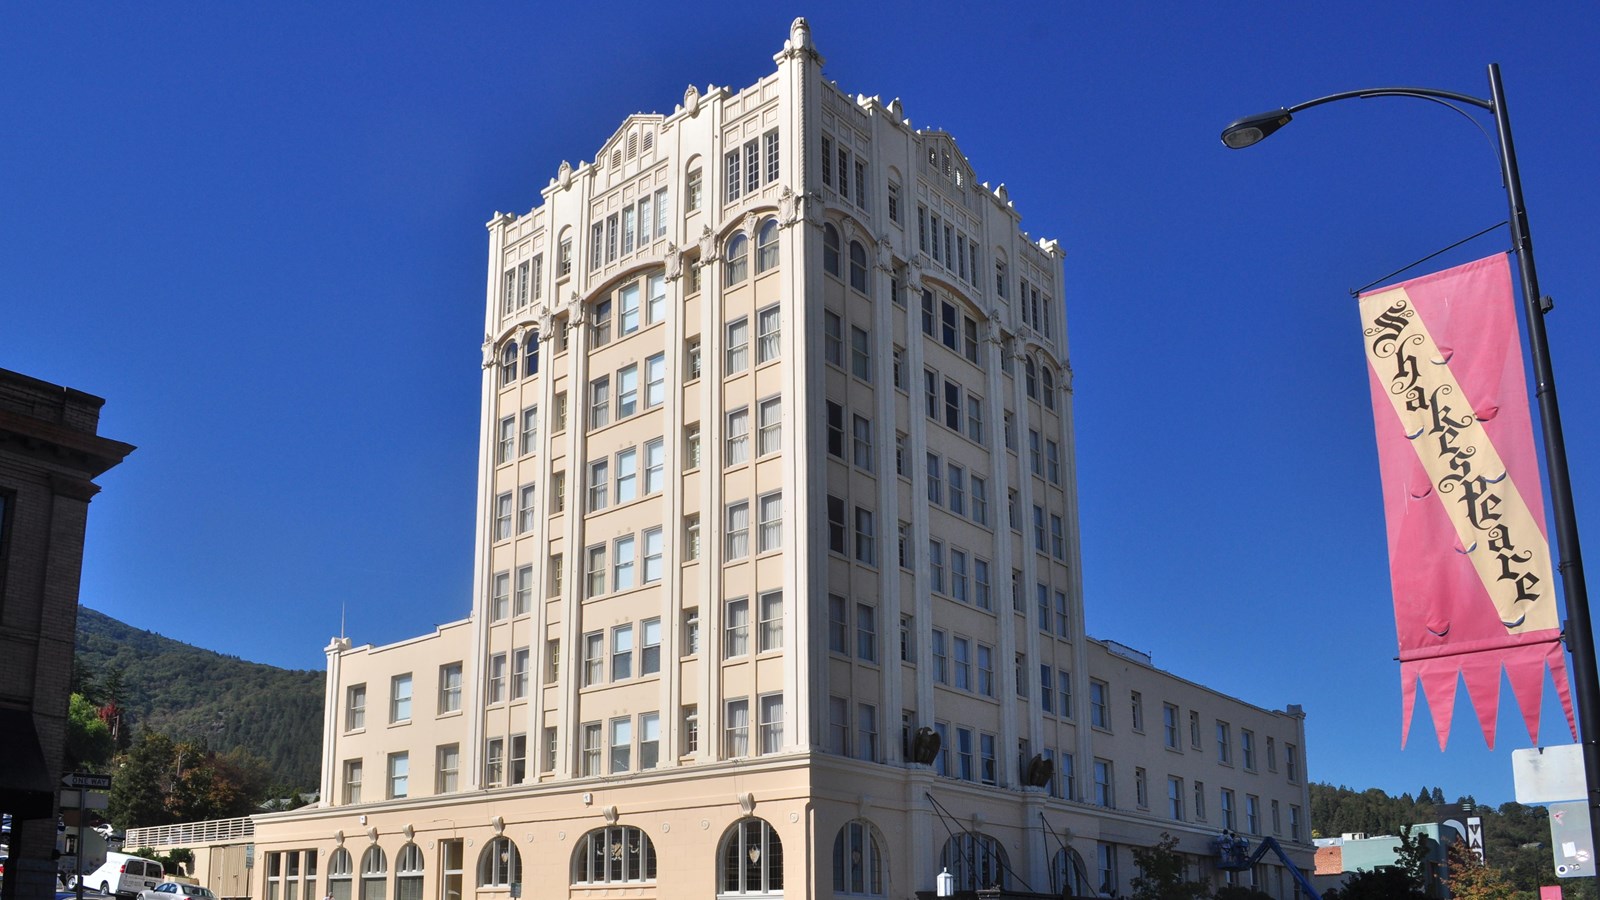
left=1220, top=86, right=1492, bottom=149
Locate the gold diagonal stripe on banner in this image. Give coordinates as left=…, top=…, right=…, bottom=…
left=1361, top=287, right=1557, bottom=634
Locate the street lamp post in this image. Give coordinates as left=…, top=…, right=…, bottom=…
left=1223, top=64, right=1600, bottom=867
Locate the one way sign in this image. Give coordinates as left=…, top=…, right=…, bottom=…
left=62, top=773, right=112, bottom=791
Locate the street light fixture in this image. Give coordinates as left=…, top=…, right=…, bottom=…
left=1223, top=64, right=1600, bottom=861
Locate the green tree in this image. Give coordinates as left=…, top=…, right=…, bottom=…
left=1324, top=866, right=1426, bottom=900
left=65, top=692, right=115, bottom=771
left=1445, top=838, right=1515, bottom=900
left=1129, top=833, right=1211, bottom=900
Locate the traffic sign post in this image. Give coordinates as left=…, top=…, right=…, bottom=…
left=63, top=773, right=111, bottom=900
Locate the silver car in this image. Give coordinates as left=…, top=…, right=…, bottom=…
left=136, top=885, right=216, bottom=900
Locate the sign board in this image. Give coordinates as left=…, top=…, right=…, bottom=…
left=62, top=773, right=112, bottom=791
left=1549, top=800, right=1594, bottom=878
left=1515, top=745, right=1586, bottom=803
left=59, top=790, right=110, bottom=810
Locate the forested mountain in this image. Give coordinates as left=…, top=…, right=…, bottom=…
left=75, top=607, right=323, bottom=790
left=1311, top=782, right=1595, bottom=899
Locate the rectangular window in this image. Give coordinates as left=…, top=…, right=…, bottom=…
left=856, top=703, right=879, bottom=762
left=486, top=653, right=506, bottom=704
left=1195, top=781, right=1208, bottom=821
left=684, top=514, right=701, bottom=561
left=726, top=317, right=749, bottom=373
left=852, top=415, right=873, bottom=470
left=641, top=438, right=665, bottom=495
left=950, top=548, right=968, bottom=602
left=931, top=629, right=948, bottom=684
left=390, top=674, right=412, bottom=723
left=856, top=603, right=878, bottom=662
left=1221, top=789, right=1237, bottom=830
left=1168, top=776, right=1185, bottom=820
left=1217, top=721, right=1232, bottom=763
left=948, top=464, right=966, bottom=515
left=496, top=416, right=514, bottom=464
left=850, top=325, right=871, bottom=380
left=609, top=717, right=633, bottom=773
left=1135, top=766, right=1149, bottom=808
left=637, top=617, right=662, bottom=676
left=683, top=609, right=700, bottom=655
left=639, top=712, right=661, bottom=770
left=1242, top=729, right=1257, bottom=770
left=971, top=476, right=988, bottom=526
left=757, top=304, right=781, bottom=363
left=438, top=663, right=462, bottom=714
left=1093, top=758, right=1113, bottom=806
left=581, top=723, right=602, bottom=776
left=725, top=500, right=750, bottom=559
left=585, top=544, right=606, bottom=597
left=828, top=594, right=849, bottom=654
left=545, top=639, right=560, bottom=684
left=928, top=540, right=945, bottom=593
left=854, top=506, right=876, bottom=565
left=346, top=686, right=367, bottom=732
left=682, top=705, right=699, bottom=755
left=517, top=485, right=536, bottom=534
left=611, top=624, right=634, bottom=680
left=953, top=637, right=971, bottom=691
left=684, top=423, right=701, bottom=468
left=494, top=492, right=513, bottom=541
left=685, top=336, right=702, bottom=380
left=759, top=693, right=784, bottom=754
left=725, top=698, right=750, bottom=757
left=547, top=554, right=562, bottom=597
left=1040, top=664, right=1056, bottom=714
left=976, top=643, right=994, bottom=696
left=757, top=396, right=782, bottom=456
left=588, top=376, right=610, bottom=430
left=758, top=590, right=783, bottom=652
left=437, top=744, right=460, bottom=794
left=725, top=596, right=750, bottom=657
left=827, top=495, right=847, bottom=554
left=642, top=526, right=663, bottom=583
left=387, top=749, right=409, bottom=797
left=829, top=696, right=850, bottom=756
left=927, top=453, right=943, bottom=505
left=519, top=407, right=538, bottom=456
left=614, top=448, right=638, bottom=504
left=978, top=734, right=997, bottom=784
left=1286, top=743, right=1299, bottom=781
left=511, top=647, right=529, bottom=699
left=726, top=406, right=750, bottom=466
left=583, top=631, right=603, bottom=686
left=944, top=380, right=961, bottom=429
left=725, top=149, right=742, bottom=203
left=758, top=491, right=783, bottom=552
left=1131, top=691, right=1145, bottom=732
left=1090, top=679, right=1109, bottom=729
left=957, top=728, right=975, bottom=781
left=687, top=168, right=702, bottom=211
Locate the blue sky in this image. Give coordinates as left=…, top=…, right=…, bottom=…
left=5, top=2, right=1599, bottom=807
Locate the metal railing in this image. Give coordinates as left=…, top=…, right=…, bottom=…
left=125, top=817, right=255, bottom=848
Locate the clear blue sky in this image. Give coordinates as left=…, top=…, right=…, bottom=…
left=5, top=2, right=1598, bottom=807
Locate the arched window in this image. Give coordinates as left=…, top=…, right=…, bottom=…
left=523, top=333, right=540, bottom=379
left=831, top=820, right=884, bottom=896
left=1024, top=357, right=1038, bottom=399
left=823, top=224, right=841, bottom=277
left=327, top=850, right=353, bottom=900
left=359, top=847, right=387, bottom=900
left=477, top=837, right=521, bottom=888
left=393, top=845, right=423, bottom=900
left=1040, top=364, right=1055, bottom=410
left=571, top=826, right=656, bottom=885
left=756, top=218, right=780, bottom=273
left=1050, top=847, right=1089, bottom=898
left=848, top=241, right=869, bottom=294
left=499, top=342, right=518, bottom=386
left=940, top=832, right=1009, bottom=892
left=719, top=818, right=783, bottom=895
left=725, top=233, right=749, bottom=286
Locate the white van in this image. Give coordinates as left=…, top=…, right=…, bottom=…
left=80, top=853, right=164, bottom=898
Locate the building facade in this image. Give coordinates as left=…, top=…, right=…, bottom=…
left=240, top=21, right=1313, bottom=899
left=0, top=368, right=133, bottom=900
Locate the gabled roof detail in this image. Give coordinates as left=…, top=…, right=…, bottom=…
left=596, top=114, right=667, bottom=171
left=918, top=130, right=978, bottom=191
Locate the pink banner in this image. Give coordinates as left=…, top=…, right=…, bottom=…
left=1358, top=254, right=1574, bottom=750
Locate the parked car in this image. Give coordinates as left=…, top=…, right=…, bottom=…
left=137, top=884, right=216, bottom=900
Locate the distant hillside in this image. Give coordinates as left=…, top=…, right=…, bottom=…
left=75, top=607, right=323, bottom=790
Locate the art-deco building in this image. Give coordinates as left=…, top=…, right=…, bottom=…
left=236, top=21, right=1314, bottom=899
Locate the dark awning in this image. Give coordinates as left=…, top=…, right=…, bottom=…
left=0, top=708, right=57, bottom=818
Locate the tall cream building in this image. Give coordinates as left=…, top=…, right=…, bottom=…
left=231, top=20, right=1313, bottom=900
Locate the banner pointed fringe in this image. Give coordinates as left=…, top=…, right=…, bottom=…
left=1401, top=640, right=1576, bottom=750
